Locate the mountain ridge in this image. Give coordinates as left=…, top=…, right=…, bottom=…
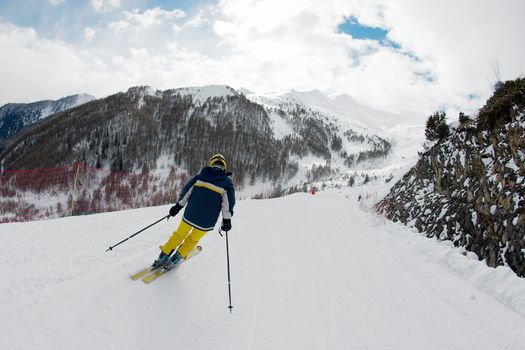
left=0, top=85, right=401, bottom=182
left=0, top=93, right=96, bottom=144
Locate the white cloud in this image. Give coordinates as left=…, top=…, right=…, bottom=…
left=91, top=0, right=121, bottom=12
left=124, top=7, right=185, bottom=28
left=208, top=0, right=525, bottom=116
left=84, top=27, right=96, bottom=41
left=129, top=47, right=148, bottom=58
left=91, top=0, right=104, bottom=11
left=1, top=1, right=524, bottom=119
left=184, top=10, right=207, bottom=28
left=109, top=7, right=185, bottom=32
left=209, top=0, right=438, bottom=112
left=0, top=21, right=96, bottom=103
left=49, top=0, right=66, bottom=5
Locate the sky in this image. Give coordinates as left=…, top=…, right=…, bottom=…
left=0, top=0, right=524, bottom=119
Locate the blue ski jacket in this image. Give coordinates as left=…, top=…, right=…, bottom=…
left=176, top=166, right=235, bottom=231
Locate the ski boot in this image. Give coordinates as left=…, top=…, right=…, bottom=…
left=163, top=251, right=184, bottom=271
left=152, top=251, right=171, bottom=269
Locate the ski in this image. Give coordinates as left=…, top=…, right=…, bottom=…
left=142, top=246, right=202, bottom=284
left=130, top=266, right=159, bottom=280
left=129, top=246, right=202, bottom=283
left=142, top=267, right=171, bottom=284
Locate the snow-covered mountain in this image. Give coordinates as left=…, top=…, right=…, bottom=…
left=245, top=88, right=424, bottom=189
left=0, top=93, right=96, bottom=142
left=247, top=89, right=415, bottom=134
left=0, top=85, right=423, bottom=190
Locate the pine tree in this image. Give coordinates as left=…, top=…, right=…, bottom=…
left=425, top=111, right=449, bottom=141
left=458, top=112, right=472, bottom=126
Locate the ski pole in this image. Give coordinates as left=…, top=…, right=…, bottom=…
left=220, top=229, right=234, bottom=314
left=105, top=215, right=169, bottom=252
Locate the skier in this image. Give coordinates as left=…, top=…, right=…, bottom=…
left=152, top=154, right=235, bottom=270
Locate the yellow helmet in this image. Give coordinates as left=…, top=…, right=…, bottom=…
left=209, top=153, right=227, bottom=170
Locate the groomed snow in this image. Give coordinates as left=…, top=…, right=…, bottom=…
left=1, top=188, right=525, bottom=350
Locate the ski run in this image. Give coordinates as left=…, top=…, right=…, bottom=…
left=1, top=187, right=525, bottom=350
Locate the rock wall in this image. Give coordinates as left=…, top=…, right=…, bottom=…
left=378, top=87, right=525, bottom=276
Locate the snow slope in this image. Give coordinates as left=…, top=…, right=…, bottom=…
left=246, top=89, right=417, bottom=135
left=1, top=189, right=525, bottom=350
left=245, top=88, right=425, bottom=185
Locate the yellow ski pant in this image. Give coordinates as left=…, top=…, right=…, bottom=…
left=160, top=220, right=206, bottom=258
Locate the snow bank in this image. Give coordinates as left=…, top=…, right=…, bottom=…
left=377, top=216, right=525, bottom=317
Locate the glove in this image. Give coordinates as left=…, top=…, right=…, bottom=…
left=169, top=203, right=183, bottom=217
left=221, top=219, right=232, bottom=232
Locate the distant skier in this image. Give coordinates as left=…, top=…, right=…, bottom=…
left=152, top=154, right=235, bottom=269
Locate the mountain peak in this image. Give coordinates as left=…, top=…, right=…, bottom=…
left=0, top=93, right=96, bottom=141
left=237, top=87, right=255, bottom=96
left=126, top=86, right=157, bottom=97
left=332, top=93, right=359, bottom=106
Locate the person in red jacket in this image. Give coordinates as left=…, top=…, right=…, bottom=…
left=152, top=154, right=236, bottom=270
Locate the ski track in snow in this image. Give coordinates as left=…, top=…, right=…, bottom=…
left=1, top=189, right=525, bottom=350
